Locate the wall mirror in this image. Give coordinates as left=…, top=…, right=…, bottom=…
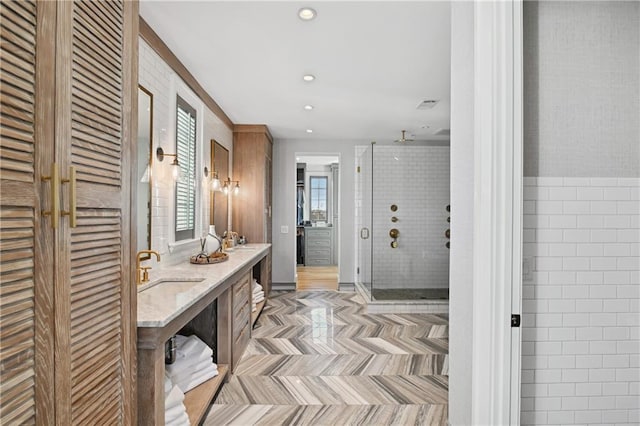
left=210, top=140, right=229, bottom=233
left=137, top=86, right=153, bottom=256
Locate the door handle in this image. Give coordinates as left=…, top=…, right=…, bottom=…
left=42, top=163, right=60, bottom=229
left=360, top=227, right=369, bottom=239
left=61, top=166, right=77, bottom=228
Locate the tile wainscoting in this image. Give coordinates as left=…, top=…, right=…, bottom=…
left=521, top=177, right=639, bottom=425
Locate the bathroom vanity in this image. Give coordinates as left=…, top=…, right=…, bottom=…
left=136, top=244, right=270, bottom=425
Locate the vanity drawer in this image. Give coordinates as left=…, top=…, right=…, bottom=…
left=233, top=288, right=249, bottom=312
left=307, top=247, right=330, bottom=257
left=306, top=228, right=333, bottom=239
left=233, top=325, right=250, bottom=367
left=233, top=273, right=251, bottom=310
left=306, top=238, right=331, bottom=248
left=233, top=302, right=250, bottom=340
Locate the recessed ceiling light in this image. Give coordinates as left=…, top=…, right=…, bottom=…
left=303, top=74, right=315, bottom=82
left=306, top=129, right=313, bottom=133
left=304, top=105, right=314, bottom=110
left=298, top=7, right=316, bottom=21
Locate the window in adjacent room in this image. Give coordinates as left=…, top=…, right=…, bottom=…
left=175, top=95, right=197, bottom=241
left=309, top=176, right=328, bottom=222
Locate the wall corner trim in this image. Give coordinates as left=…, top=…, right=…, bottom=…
left=139, top=16, right=234, bottom=130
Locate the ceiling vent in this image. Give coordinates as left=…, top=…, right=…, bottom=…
left=433, top=128, right=450, bottom=136
left=416, top=99, right=439, bottom=110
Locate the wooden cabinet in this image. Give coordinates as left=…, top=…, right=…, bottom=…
left=232, top=125, right=273, bottom=245
left=232, top=124, right=272, bottom=296
left=305, top=227, right=334, bottom=265
left=0, top=1, right=137, bottom=423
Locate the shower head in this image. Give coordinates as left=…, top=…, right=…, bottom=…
left=394, top=130, right=414, bottom=143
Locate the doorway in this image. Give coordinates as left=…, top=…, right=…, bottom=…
left=295, top=154, right=340, bottom=290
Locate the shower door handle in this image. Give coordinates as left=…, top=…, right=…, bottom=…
left=360, top=227, right=370, bottom=239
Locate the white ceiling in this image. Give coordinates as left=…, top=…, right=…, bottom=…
left=139, top=1, right=451, bottom=143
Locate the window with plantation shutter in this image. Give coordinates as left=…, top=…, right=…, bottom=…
left=175, top=96, right=197, bottom=241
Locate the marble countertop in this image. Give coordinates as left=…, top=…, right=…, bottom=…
left=137, top=243, right=270, bottom=328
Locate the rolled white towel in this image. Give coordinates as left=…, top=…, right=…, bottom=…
left=252, top=283, right=263, bottom=292
left=165, top=402, right=185, bottom=423
left=166, top=410, right=190, bottom=426
left=254, top=295, right=265, bottom=304
left=164, top=385, right=184, bottom=410
left=175, top=364, right=219, bottom=393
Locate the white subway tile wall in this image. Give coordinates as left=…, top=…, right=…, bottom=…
left=521, top=177, right=640, bottom=425
left=354, top=145, right=450, bottom=290
left=139, top=39, right=233, bottom=266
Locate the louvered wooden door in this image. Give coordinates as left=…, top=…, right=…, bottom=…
left=54, top=1, right=136, bottom=424
left=1, top=0, right=136, bottom=424
left=1, top=1, right=55, bottom=423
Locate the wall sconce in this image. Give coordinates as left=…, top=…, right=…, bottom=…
left=222, top=177, right=240, bottom=196
left=156, top=147, right=181, bottom=181
left=203, top=166, right=221, bottom=191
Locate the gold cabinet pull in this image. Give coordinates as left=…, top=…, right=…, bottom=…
left=41, top=163, right=60, bottom=229
left=61, top=166, right=77, bottom=228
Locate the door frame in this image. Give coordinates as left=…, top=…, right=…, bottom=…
left=450, top=0, right=523, bottom=424
left=293, top=153, right=341, bottom=289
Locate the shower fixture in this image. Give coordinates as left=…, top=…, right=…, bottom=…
left=389, top=228, right=399, bottom=248
left=394, top=130, right=414, bottom=143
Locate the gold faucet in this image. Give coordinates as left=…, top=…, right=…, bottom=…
left=136, top=250, right=161, bottom=285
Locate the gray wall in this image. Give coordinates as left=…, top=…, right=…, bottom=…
left=524, top=1, right=640, bottom=177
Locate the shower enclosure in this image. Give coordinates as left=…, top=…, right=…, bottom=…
left=356, top=143, right=450, bottom=301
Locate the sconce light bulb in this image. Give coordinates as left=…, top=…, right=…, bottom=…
left=233, top=183, right=240, bottom=195
left=222, top=183, right=229, bottom=195
left=170, top=159, right=181, bottom=181
left=211, top=178, right=221, bottom=191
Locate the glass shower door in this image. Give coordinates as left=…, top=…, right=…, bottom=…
left=357, top=145, right=373, bottom=299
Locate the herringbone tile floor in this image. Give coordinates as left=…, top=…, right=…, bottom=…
left=205, top=291, right=449, bottom=425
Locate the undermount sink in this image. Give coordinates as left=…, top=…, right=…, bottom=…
left=138, top=277, right=205, bottom=293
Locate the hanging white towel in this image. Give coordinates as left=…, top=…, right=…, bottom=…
left=164, top=402, right=186, bottom=423
left=166, top=410, right=190, bottom=426
left=164, top=385, right=185, bottom=410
